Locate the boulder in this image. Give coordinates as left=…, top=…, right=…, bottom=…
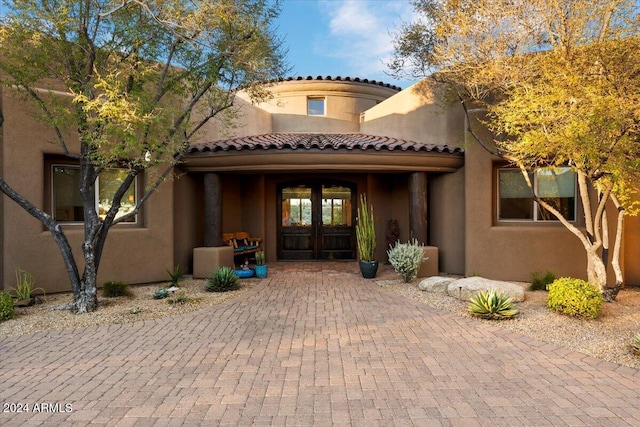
left=418, top=276, right=456, bottom=294
left=446, top=277, right=526, bottom=302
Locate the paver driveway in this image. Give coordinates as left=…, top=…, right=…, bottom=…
left=1, top=262, right=640, bottom=426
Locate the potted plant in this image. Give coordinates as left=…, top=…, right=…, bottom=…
left=255, top=251, right=268, bottom=278
left=356, top=194, right=378, bottom=278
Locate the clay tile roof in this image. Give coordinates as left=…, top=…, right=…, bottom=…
left=279, top=75, right=402, bottom=91
left=188, top=133, right=463, bottom=155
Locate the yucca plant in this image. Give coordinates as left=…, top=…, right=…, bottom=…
left=205, top=267, right=240, bottom=292
left=632, top=333, right=640, bottom=355
left=356, top=194, right=376, bottom=261
left=468, top=289, right=519, bottom=320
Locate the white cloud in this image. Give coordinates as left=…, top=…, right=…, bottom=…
left=314, top=0, right=415, bottom=79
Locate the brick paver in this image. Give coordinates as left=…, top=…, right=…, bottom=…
left=1, top=262, right=639, bottom=426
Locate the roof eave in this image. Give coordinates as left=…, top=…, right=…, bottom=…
left=181, top=150, right=464, bottom=173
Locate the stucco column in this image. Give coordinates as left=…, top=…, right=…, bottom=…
left=203, top=173, right=223, bottom=247
left=409, top=172, right=428, bottom=244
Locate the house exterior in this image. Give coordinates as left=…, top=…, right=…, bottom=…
left=1, top=76, right=639, bottom=293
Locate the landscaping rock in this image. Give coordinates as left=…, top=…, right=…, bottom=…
left=418, top=276, right=456, bottom=293
left=446, top=277, right=526, bottom=302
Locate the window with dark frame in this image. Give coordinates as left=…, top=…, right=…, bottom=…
left=498, top=167, right=576, bottom=222
left=52, top=165, right=138, bottom=223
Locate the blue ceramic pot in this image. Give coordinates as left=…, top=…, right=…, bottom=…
left=255, top=265, right=268, bottom=279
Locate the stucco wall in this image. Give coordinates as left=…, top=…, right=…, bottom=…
left=464, top=109, right=599, bottom=282
left=364, top=174, right=410, bottom=262
left=1, top=87, right=174, bottom=293
left=360, top=80, right=465, bottom=147
left=238, top=79, right=398, bottom=134
left=430, top=169, right=465, bottom=275
left=624, top=214, right=640, bottom=286
left=173, top=172, right=203, bottom=275
left=193, top=96, right=273, bottom=142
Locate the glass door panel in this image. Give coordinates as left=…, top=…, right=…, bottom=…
left=280, top=186, right=315, bottom=259
left=320, top=186, right=354, bottom=259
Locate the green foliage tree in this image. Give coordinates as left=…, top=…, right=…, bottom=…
left=390, top=0, right=640, bottom=300
left=0, top=0, right=286, bottom=312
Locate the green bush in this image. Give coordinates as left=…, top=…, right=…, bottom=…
left=102, top=281, right=132, bottom=298
left=387, top=238, right=426, bottom=283
left=547, top=277, right=604, bottom=319
left=632, top=333, right=640, bottom=355
left=167, top=290, right=191, bottom=304
left=530, top=270, right=556, bottom=291
left=0, top=292, right=15, bottom=322
left=468, top=289, right=519, bottom=320
left=205, top=267, right=240, bottom=292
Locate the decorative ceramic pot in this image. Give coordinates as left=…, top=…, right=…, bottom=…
left=359, top=260, right=378, bottom=279
left=255, top=265, right=268, bottom=279
left=234, top=268, right=255, bottom=278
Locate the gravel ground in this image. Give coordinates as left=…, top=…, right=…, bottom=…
left=0, top=278, right=259, bottom=337
left=1, top=267, right=639, bottom=370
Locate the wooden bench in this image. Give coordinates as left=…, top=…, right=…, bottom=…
left=223, top=232, right=262, bottom=262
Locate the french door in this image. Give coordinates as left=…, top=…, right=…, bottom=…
left=277, top=181, right=356, bottom=260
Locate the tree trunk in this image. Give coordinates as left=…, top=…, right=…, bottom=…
left=586, top=248, right=618, bottom=302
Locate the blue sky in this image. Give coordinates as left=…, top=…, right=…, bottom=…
left=276, top=0, right=419, bottom=89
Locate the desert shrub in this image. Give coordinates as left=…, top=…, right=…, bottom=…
left=468, top=289, right=519, bottom=320
left=387, top=238, right=426, bottom=283
left=167, top=290, right=192, bottom=304
left=530, top=270, right=556, bottom=291
left=0, top=292, right=15, bottom=322
left=166, top=265, right=182, bottom=286
left=205, top=267, right=240, bottom=292
left=547, top=278, right=603, bottom=319
left=153, top=288, right=169, bottom=300
left=632, top=333, right=640, bottom=355
left=102, top=281, right=132, bottom=298
left=10, top=268, right=45, bottom=300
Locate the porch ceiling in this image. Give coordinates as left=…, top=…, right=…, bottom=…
left=183, top=133, right=465, bottom=173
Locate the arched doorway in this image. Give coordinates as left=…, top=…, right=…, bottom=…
left=277, top=180, right=356, bottom=260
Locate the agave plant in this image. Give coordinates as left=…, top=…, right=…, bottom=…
left=468, top=289, right=519, bottom=320
left=632, top=333, right=640, bottom=355
left=205, top=266, right=240, bottom=292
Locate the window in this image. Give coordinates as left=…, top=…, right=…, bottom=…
left=52, top=165, right=138, bottom=223
left=307, top=97, right=325, bottom=116
left=321, top=186, right=352, bottom=226
left=281, top=187, right=312, bottom=226
left=498, top=167, right=576, bottom=221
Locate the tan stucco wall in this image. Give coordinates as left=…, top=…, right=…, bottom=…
left=360, top=80, right=465, bottom=147
left=173, top=172, right=203, bottom=275
left=236, top=79, right=398, bottom=134
left=1, top=87, right=174, bottom=293
left=430, top=169, right=465, bottom=275
left=463, top=109, right=623, bottom=283
left=193, top=96, right=273, bottom=142
left=624, top=214, right=640, bottom=286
